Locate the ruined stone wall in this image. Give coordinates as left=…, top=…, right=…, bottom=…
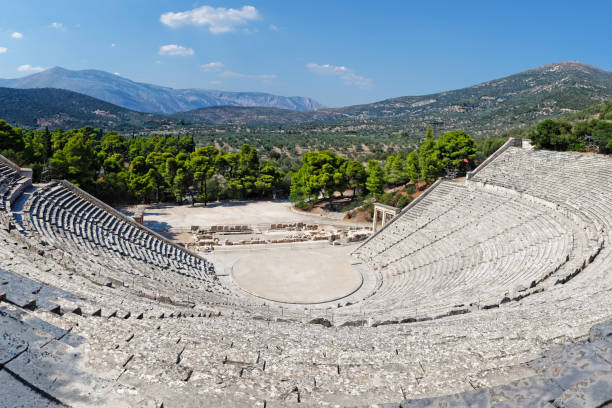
left=0, top=153, right=32, bottom=180
left=0, top=153, right=22, bottom=172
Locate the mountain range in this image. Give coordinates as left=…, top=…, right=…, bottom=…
left=0, top=62, right=610, bottom=138
left=0, top=67, right=323, bottom=113
left=175, top=62, right=612, bottom=130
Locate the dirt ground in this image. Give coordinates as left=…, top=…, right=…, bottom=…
left=121, top=200, right=369, bottom=305
left=227, top=244, right=362, bottom=304
left=117, top=185, right=468, bottom=306
left=123, top=200, right=368, bottom=233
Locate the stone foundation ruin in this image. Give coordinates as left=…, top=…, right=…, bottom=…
left=188, top=222, right=372, bottom=249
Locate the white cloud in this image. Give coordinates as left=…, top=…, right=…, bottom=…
left=114, top=72, right=120, bottom=76
left=219, top=71, right=276, bottom=80
left=160, top=5, right=259, bottom=34
left=269, top=24, right=279, bottom=31
left=201, top=61, right=224, bottom=71
left=111, top=43, right=117, bottom=48
left=158, top=44, right=195, bottom=56
left=11, top=32, right=23, bottom=39
left=306, top=63, right=373, bottom=89
left=0, top=47, right=7, bottom=54
left=50, top=22, right=65, bottom=30
left=18, top=64, right=45, bottom=73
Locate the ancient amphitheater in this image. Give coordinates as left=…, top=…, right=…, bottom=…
left=1, top=138, right=611, bottom=407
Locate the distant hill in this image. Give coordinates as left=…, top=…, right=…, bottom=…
left=171, top=106, right=336, bottom=125
left=175, top=62, right=612, bottom=137
left=0, top=67, right=324, bottom=114
left=2, top=62, right=611, bottom=142
left=0, top=87, right=174, bottom=130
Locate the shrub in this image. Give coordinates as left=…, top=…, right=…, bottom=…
left=295, top=200, right=311, bottom=210
left=395, top=194, right=413, bottom=209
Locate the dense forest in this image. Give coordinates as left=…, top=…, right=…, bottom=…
left=0, top=100, right=609, bottom=209
left=0, top=119, right=490, bottom=208
left=0, top=122, right=284, bottom=205
left=289, top=128, right=484, bottom=210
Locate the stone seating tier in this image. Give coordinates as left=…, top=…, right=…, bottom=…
left=0, top=147, right=611, bottom=406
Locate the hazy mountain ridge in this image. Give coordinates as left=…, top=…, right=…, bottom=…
left=0, top=67, right=324, bottom=113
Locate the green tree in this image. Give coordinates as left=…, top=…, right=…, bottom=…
left=344, top=160, right=366, bottom=198
left=178, top=135, right=195, bottom=153
left=531, top=119, right=575, bottom=150
left=434, top=130, right=477, bottom=173
left=591, top=120, right=612, bottom=154
left=0, top=120, right=24, bottom=152
left=255, top=163, right=283, bottom=197
left=365, top=160, right=384, bottom=197
left=129, top=168, right=161, bottom=203
left=103, top=153, right=124, bottom=173
left=235, top=144, right=260, bottom=197
left=404, top=151, right=420, bottom=183
left=172, top=168, right=192, bottom=203
left=289, top=151, right=347, bottom=202
left=50, top=131, right=99, bottom=187
left=42, top=126, right=52, bottom=161
left=187, top=146, right=219, bottom=205
left=163, top=157, right=178, bottom=188
left=418, top=126, right=442, bottom=182
left=383, top=153, right=408, bottom=186
left=130, top=156, right=148, bottom=176
left=100, top=132, right=127, bottom=157
left=21, top=130, right=45, bottom=167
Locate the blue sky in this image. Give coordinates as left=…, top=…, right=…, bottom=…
left=0, top=1, right=610, bottom=107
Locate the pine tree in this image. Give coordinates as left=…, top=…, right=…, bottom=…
left=366, top=160, right=384, bottom=197
left=419, top=126, right=442, bottom=183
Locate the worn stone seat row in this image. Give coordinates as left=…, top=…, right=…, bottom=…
left=349, top=181, right=586, bottom=320
left=22, top=182, right=220, bottom=287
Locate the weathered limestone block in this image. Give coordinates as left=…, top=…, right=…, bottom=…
left=0, top=370, right=62, bottom=408
left=488, top=377, right=563, bottom=407
left=5, top=339, right=108, bottom=406
left=552, top=371, right=612, bottom=408
left=588, top=321, right=612, bottom=343
left=400, top=389, right=490, bottom=407
left=529, top=344, right=611, bottom=390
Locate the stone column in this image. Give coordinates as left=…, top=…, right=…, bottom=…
left=372, top=208, right=378, bottom=231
